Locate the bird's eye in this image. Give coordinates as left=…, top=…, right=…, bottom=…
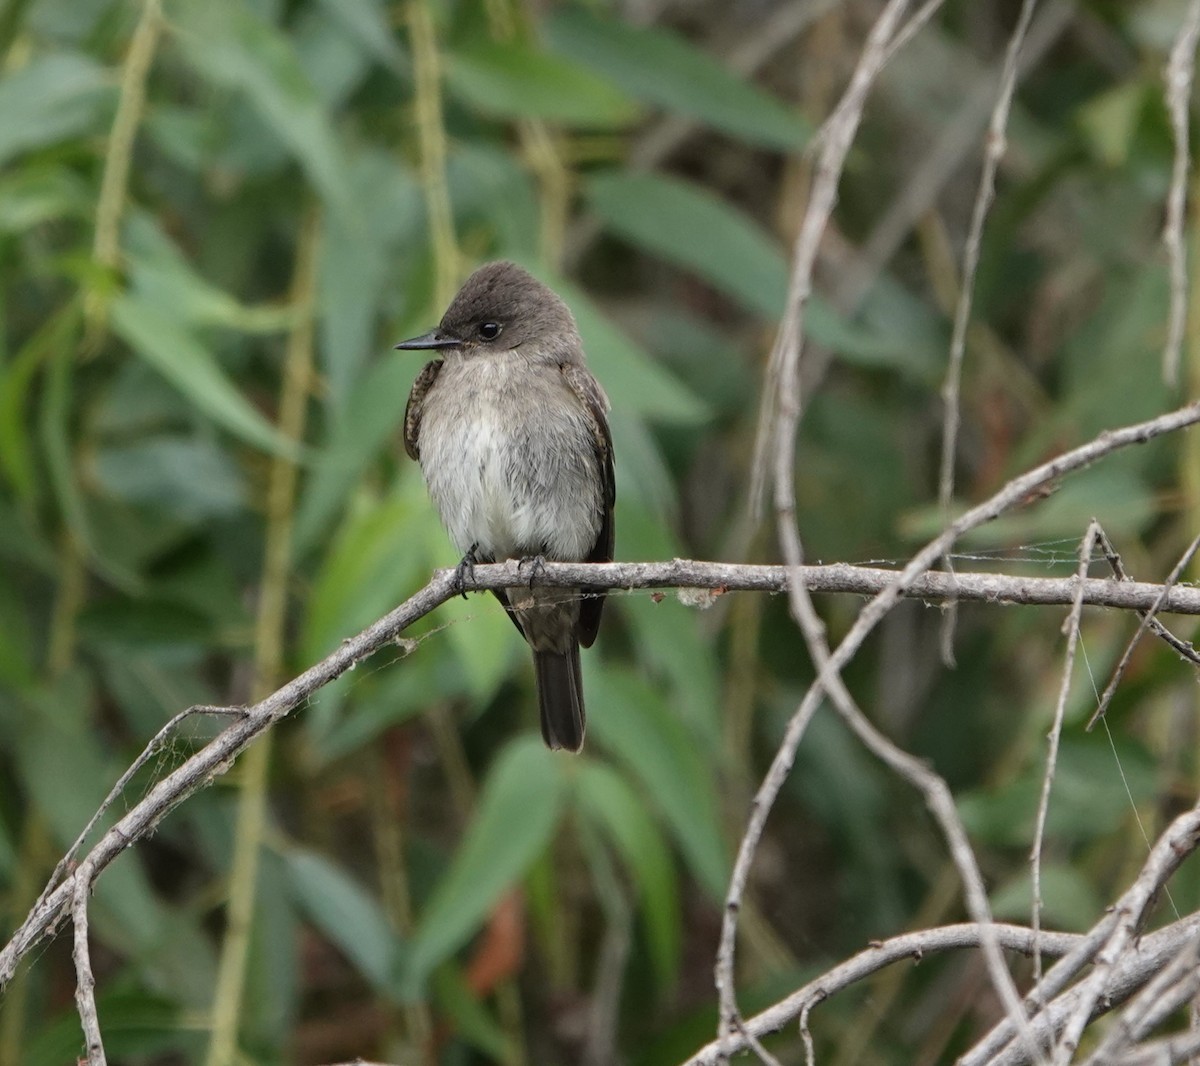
left=478, top=321, right=502, bottom=341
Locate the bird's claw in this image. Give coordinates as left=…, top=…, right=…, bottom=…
left=517, top=553, right=548, bottom=590
left=454, top=544, right=480, bottom=599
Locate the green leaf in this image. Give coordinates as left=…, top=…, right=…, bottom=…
left=446, top=41, right=640, bottom=127
left=0, top=53, right=112, bottom=167
left=585, top=171, right=788, bottom=318
left=285, top=849, right=402, bottom=992
left=294, top=356, right=422, bottom=556
left=110, top=295, right=298, bottom=459
left=990, top=864, right=1104, bottom=933
left=318, top=152, right=423, bottom=408
left=546, top=8, right=809, bottom=150
left=124, top=213, right=294, bottom=334
left=443, top=593, right=519, bottom=706
left=431, top=968, right=514, bottom=1062
left=588, top=664, right=728, bottom=898
left=172, top=0, right=350, bottom=211
left=92, top=437, right=247, bottom=521
left=315, top=0, right=409, bottom=76
left=299, top=480, right=430, bottom=665
left=0, top=167, right=92, bottom=233
left=958, top=736, right=1158, bottom=847
left=575, top=762, right=681, bottom=990
left=551, top=276, right=710, bottom=425
left=1077, top=83, right=1148, bottom=167
left=402, top=737, right=568, bottom=995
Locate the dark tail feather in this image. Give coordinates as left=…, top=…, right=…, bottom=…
left=534, top=643, right=585, bottom=753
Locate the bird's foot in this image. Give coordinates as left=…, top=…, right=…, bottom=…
left=517, top=553, right=549, bottom=590
left=454, top=543, right=480, bottom=599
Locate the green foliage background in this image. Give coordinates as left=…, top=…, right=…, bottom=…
left=1, top=0, right=1199, bottom=1063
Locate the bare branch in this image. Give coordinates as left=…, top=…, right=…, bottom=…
left=1030, top=521, right=1100, bottom=982
left=1092, top=525, right=1200, bottom=670
left=1162, top=0, right=1200, bottom=386
left=72, top=867, right=105, bottom=1066
left=1086, top=532, right=1200, bottom=730
left=938, top=0, right=1041, bottom=527
left=961, top=804, right=1200, bottom=1065
left=727, top=401, right=1200, bottom=1063
left=1082, top=930, right=1200, bottom=1065
left=686, top=922, right=1082, bottom=1065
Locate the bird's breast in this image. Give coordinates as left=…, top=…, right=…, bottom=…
left=418, top=357, right=602, bottom=562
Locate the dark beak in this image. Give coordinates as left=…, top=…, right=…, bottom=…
left=394, top=329, right=462, bottom=351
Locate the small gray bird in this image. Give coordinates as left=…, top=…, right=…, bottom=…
left=397, top=261, right=615, bottom=752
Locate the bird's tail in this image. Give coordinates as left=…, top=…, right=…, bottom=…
left=534, top=642, right=585, bottom=753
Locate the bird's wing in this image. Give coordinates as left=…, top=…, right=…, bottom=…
left=403, top=359, right=443, bottom=461
left=561, top=363, right=615, bottom=649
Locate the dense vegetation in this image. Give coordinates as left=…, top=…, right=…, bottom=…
left=0, top=1, right=1197, bottom=1063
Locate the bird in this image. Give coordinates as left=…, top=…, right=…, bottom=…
left=396, top=261, right=615, bottom=752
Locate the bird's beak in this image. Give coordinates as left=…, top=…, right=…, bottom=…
left=394, top=329, right=462, bottom=351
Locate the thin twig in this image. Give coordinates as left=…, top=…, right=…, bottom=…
left=1082, top=930, right=1200, bottom=1065
left=1162, top=0, right=1200, bottom=387
left=686, top=922, right=1082, bottom=1065
left=936, top=0, right=1042, bottom=664
left=728, top=400, right=1200, bottom=1062
left=1030, top=521, right=1099, bottom=983
left=2, top=410, right=1198, bottom=1038
left=32, top=704, right=245, bottom=920
left=1093, top=525, right=1200, bottom=667
left=961, top=802, right=1200, bottom=1065
left=1087, top=532, right=1200, bottom=730
left=71, top=866, right=105, bottom=1066
left=204, top=206, right=322, bottom=1066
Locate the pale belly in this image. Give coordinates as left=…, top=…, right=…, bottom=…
left=418, top=364, right=602, bottom=562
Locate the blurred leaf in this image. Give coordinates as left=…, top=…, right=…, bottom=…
left=1078, top=83, right=1148, bottom=167
left=958, top=735, right=1158, bottom=847
left=990, top=863, right=1104, bottom=932
left=24, top=984, right=183, bottom=1066
left=318, top=649, right=473, bottom=762
left=402, top=737, right=568, bottom=995
left=0, top=53, right=112, bottom=166
left=91, top=437, right=247, bottom=521
left=0, top=574, right=35, bottom=689
left=546, top=8, right=809, bottom=149
left=110, top=295, right=298, bottom=459
left=443, top=593, right=519, bottom=706
left=246, top=851, right=301, bottom=1049
left=588, top=664, right=728, bottom=897
left=554, top=276, right=709, bottom=425
left=285, top=848, right=402, bottom=992
left=0, top=167, right=92, bottom=232
left=37, top=311, right=103, bottom=570
left=587, top=171, right=787, bottom=319
left=575, top=761, right=681, bottom=990
left=173, top=0, right=350, bottom=211
left=17, top=672, right=215, bottom=1004
left=319, top=152, right=423, bottom=408
left=431, top=967, right=514, bottom=1062
left=446, top=41, right=640, bottom=127
left=607, top=411, right=678, bottom=522
left=616, top=510, right=720, bottom=744
left=294, top=357, right=420, bottom=556
left=902, top=467, right=1158, bottom=547
left=77, top=597, right=212, bottom=649
left=315, top=0, right=409, bottom=76
left=124, top=213, right=294, bottom=333
left=299, top=480, right=429, bottom=665
left=1, top=301, right=77, bottom=504
left=447, top=144, right=540, bottom=260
